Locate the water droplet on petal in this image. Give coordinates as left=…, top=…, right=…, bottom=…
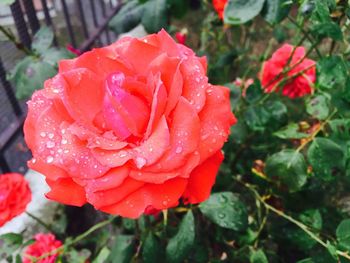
left=135, top=157, right=146, bottom=169
left=162, top=200, right=168, bottom=206
left=31, top=158, right=37, bottom=164
left=40, top=132, right=46, bottom=137
left=46, top=156, right=54, bottom=163
left=48, top=133, right=54, bottom=139
left=175, top=146, right=183, bottom=154
left=61, top=139, right=68, bottom=145
left=46, top=141, right=55, bottom=148
left=119, top=151, right=127, bottom=157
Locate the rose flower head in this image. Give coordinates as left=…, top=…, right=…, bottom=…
left=260, top=44, right=316, bottom=98
left=24, top=30, right=236, bottom=218
left=0, top=173, right=31, bottom=227
left=213, top=0, right=228, bottom=20
left=23, top=233, right=62, bottom=263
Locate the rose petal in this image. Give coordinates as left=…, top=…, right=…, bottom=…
left=61, top=68, right=104, bottom=126
left=45, top=177, right=86, bottom=206
left=198, top=85, right=236, bottom=162
left=99, top=177, right=187, bottom=218
left=87, top=177, right=144, bottom=209
left=183, top=151, right=224, bottom=204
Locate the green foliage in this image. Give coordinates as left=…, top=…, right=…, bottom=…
left=265, top=149, right=308, bottom=192
left=166, top=210, right=195, bottom=263
left=8, top=26, right=72, bottom=100
left=199, top=192, right=248, bottom=231
left=108, top=235, right=135, bottom=263
left=224, top=0, right=266, bottom=25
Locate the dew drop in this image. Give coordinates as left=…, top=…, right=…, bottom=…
left=162, top=200, right=168, bottom=206
left=195, top=77, right=200, bottom=82
left=119, top=151, right=127, bottom=157
left=175, top=146, right=183, bottom=154
left=46, top=156, right=54, bottom=163
left=218, top=213, right=225, bottom=219
left=46, top=141, right=55, bottom=148
left=48, top=133, right=54, bottom=139
left=31, top=158, right=37, bottom=164
left=40, top=132, right=46, bottom=138
left=61, top=139, right=68, bottom=145
left=135, top=157, right=146, bottom=169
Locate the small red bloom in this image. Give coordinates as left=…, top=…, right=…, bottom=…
left=0, top=173, right=31, bottom=227
left=23, top=233, right=62, bottom=263
left=175, top=32, right=187, bottom=45
left=213, top=0, right=228, bottom=20
left=260, top=44, right=316, bottom=99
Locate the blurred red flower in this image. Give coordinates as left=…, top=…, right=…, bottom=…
left=0, top=173, right=31, bottom=227
left=260, top=44, right=316, bottom=98
left=23, top=233, right=62, bottom=263
left=213, top=0, right=228, bottom=20
left=175, top=31, right=187, bottom=45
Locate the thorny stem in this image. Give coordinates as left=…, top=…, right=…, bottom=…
left=237, top=179, right=350, bottom=261
left=296, top=109, right=338, bottom=152
left=27, top=217, right=115, bottom=262
left=0, top=25, right=35, bottom=56
left=25, top=212, right=54, bottom=233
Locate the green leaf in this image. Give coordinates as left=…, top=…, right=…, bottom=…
left=317, top=56, right=347, bottom=89
left=306, top=94, right=330, bottom=120
left=245, top=80, right=263, bottom=104
left=262, top=0, right=291, bottom=24
left=250, top=249, right=268, bottom=263
left=224, top=0, right=265, bottom=25
left=142, top=233, right=162, bottom=263
left=336, top=219, right=350, bottom=251
left=311, top=22, right=343, bottom=41
left=93, top=247, right=110, bottom=263
left=10, top=58, right=56, bottom=100
left=265, top=149, right=308, bottom=192
left=41, top=48, right=73, bottom=66
left=199, top=192, right=248, bottom=231
left=329, top=119, right=350, bottom=140
left=0, top=0, right=16, bottom=6
left=166, top=0, right=188, bottom=18
left=108, top=235, right=134, bottom=263
left=31, top=26, right=54, bottom=53
left=15, top=254, right=22, bottom=263
left=284, top=210, right=322, bottom=251
left=109, top=0, right=144, bottom=34
left=266, top=100, right=288, bottom=128
left=166, top=210, right=195, bottom=263
left=244, top=105, right=270, bottom=132
left=0, top=233, right=23, bottom=246
left=141, top=0, right=168, bottom=33
left=274, top=123, right=309, bottom=139
left=307, top=138, right=345, bottom=181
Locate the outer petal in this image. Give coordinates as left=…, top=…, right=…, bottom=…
left=198, top=85, right=236, bottom=162
left=99, top=177, right=187, bottom=218
left=183, top=150, right=224, bottom=204
left=45, top=177, right=87, bottom=206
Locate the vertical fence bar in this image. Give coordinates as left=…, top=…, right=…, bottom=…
left=76, top=0, right=89, bottom=38
left=10, top=0, right=31, bottom=48
left=0, top=59, right=22, bottom=117
left=99, top=0, right=111, bottom=43
left=61, top=0, right=77, bottom=48
left=22, top=0, right=40, bottom=34
left=40, top=0, right=58, bottom=46
left=89, top=0, right=101, bottom=45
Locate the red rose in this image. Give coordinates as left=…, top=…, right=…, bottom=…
left=260, top=44, right=316, bottom=98
left=0, top=173, right=31, bottom=227
left=23, top=233, right=62, bottom=263
left=213, top=0, right=228, bottom=20
left=24, top=30, right=236, bottom=218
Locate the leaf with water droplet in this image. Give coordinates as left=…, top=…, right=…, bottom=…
left=142, top=232, right=163, bottom=263
left=166, top=210, right=195, bottom=263
left=199, top=192, right=248, bottom=231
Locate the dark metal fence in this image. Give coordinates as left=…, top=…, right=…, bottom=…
left=0, top=0, right=122, bottom=173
